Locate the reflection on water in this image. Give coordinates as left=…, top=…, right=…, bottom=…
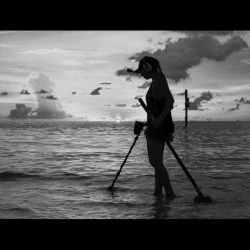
left=150, top=196, right=171, bottom=219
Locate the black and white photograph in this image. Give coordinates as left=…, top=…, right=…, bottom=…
left=0, top=30, right=250, bottom=219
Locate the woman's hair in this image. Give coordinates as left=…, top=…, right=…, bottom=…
left=139, top=56, right=165, bottom=76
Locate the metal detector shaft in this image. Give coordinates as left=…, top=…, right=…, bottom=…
left=138, top=98, right=203, bottom=197
left=108, top=130, right=142, bottom=190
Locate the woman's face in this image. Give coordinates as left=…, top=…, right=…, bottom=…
left=140, top=69, right=151, bottom=80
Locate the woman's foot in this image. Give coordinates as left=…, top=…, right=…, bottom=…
left=165, top=192, right=177, bottom=200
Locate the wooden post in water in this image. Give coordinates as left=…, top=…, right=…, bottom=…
left=185, top=90, right=189, bottom=127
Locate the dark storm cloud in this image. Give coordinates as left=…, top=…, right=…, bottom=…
left=90, top=87, right=102, bottom=95
left=189, top=91, right=213, bottom=110
left=126, top=35, right=248, bottom=83
left=228, top=103, right=240, bottom=112
left=177, top=91, right=185, bottom=96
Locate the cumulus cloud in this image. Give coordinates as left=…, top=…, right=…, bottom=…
left=27, top=72, right=67, bottom=118
left=90, top=87, right=102, bottom=95
left=189, top=91, right=213, bottom=110
left=125, top=35, right=248, bottom=83
left=28, top=72, right=56, bottom=93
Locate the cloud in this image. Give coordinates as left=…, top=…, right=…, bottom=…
left=228, top=103, right=240, bottom=112
left=236, top=97, right=250, bottom=104
left=60, top=60, right=83, bottom=66
left=134, top=95, right=143, bottom=100
left=20, top=89, right=31, bottom=95
left=177, top=31, right=236, bottom=36
left=138, top=81, right=151, bottom=89
left=27, top=72, right=67, bottom=118
left=43, top=95, right=58, bottom=100
left=115, top=68, right=129, bottom=76
left=115, top=104, right=127, bottom=107
left=99, top=82, right=112, bottom=85
left=115, top=67, right=141, bottom=81
left=0, top=92, right=8, bottom=96
left=90, top=87, right=102, bottom=95
left=189, top=91, right=213, bottom=110
left=131, top=103, right=141, bottom=108
left=127, top=35, right=248, bottom=83
left=177, top=91, right=185, bottom=96
left=28, top=72, right=56, bottom=92
left=20, top=48, right=80, bottom=55
left=35, top=89, right=50, bottom=94
left=240, top=59, right=250, bottom=64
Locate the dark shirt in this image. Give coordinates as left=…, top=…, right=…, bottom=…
left=146, top=82, right=175, bottom=142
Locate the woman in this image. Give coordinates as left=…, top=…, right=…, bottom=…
left=133, top=56, right=176, bottom=198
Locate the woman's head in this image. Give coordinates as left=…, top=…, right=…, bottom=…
left=135, top=56, right=163, bottom=79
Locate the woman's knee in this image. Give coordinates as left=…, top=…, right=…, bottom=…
left=147, top=139, right=164, bottom=166
left=148, top=157, right=163, bottom=168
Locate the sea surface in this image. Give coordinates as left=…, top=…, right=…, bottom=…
left=0, top=119, right=250, bottom=219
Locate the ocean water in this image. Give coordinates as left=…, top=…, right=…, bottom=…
left=0, top=119, right=250, bottom=219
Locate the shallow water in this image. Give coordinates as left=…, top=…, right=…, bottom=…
left=0, top=119, right=250, bottom=219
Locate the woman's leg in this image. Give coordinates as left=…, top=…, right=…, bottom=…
left=147, top=137, right=176, bottom=198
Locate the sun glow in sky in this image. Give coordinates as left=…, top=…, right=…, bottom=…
left=1, top=30, right=250, bottom=121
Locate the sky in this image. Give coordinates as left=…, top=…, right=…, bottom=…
left=0, top=30, right=250, bottom=121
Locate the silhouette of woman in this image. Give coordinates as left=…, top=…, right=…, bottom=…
left=133, top=56, right=176, bottom=198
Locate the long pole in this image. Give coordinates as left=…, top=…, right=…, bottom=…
left=107, top=131, right=142, bottom=190
left=185, top=90, right=189, bottom=128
